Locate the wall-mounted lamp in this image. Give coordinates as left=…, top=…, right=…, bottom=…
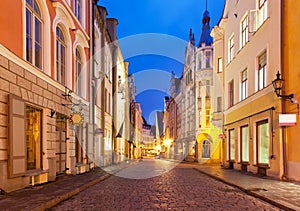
left=272, top=71, right=297, bottom=103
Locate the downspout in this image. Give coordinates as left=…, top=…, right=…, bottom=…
left=91, top=0, right=96, bottom=163
left=280, top=0, right=288, bottom=180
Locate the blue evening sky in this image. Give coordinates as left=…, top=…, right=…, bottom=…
left=99, top=0, right=225, bottom=125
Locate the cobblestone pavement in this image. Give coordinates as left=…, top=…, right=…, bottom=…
left=50, top=163, right=281, bottom=211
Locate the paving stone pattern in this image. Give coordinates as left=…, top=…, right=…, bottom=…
left=50, top=164, right=281, bottom=211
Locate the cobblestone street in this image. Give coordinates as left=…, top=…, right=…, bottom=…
left=50, top=161, right=281, bottom=210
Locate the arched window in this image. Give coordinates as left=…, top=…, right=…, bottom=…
left=26, top=0, right=42, bottom=68
left=75, top=48, right=82, bottom=96
left=56, top=27, right=66, bottom=85
left=202, top=140, right=210, bottom=158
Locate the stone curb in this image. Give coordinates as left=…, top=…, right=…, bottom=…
left=30, top=173, right=112, bottom=211
left=193, top=168, right=296, bottom=211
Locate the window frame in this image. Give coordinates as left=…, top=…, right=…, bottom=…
left=258, top=0, right=268, bottom=26
left=240, top=125, right=249, bottom=162
left=228, top=80, right=234, bottom=108
left=229, top=129, right=235, bottom=161
left=217, top=57, right=223, bottom=73
left=241, top=69, right=248, bottom=100
left=228, top=35, right=235, bottom=63
left=25, top=0, right=43, bottom=69
left=241, top=15, right=249, bottom=48
left=75, top=48, right=82, bottom=96
left=74, top=0, right=81, bottom=22
left=258, top=50, right=267, bottom=91
left=25, top=104, right=43, bottom=171
left=56, top=26, right=66, bottom=85
left=257, top=119, right=269, bottom=164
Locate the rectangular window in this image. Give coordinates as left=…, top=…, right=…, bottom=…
left=205, top=51, right=211, bottom=68
left=228, top=35, right=234, bottom=63
left=205, top=96, right=211, bottom=109
left=241, top=69, right=248, bottom=100
left=206, top=80, right=210, bottom=96
left=228, top=80, right=234, bottom=107
left=206, top=116, right=210, bottom=127
left=74, top=0, right=81, bottom=22
left=257, top=120, right=269, bottom=164
left=218, top=58, right=223, bottom=73
left=229, top=129, right=235, bottom=161
left=241, top=125, right=249, bottom=162
left=217, top=97, right=222, bottom=112
left=198, top=97, right=202, bottom=110
left=258, top=51, right=267, bottom=90
left=241, top=15, right=249, bottom=47
left=258, top=0, right=268, bottom=26
left=26, top=105, right=42, bottom=170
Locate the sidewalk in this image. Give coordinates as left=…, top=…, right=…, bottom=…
left=0, top=161, right=135, bottom=211
left=193, top=163, right=300, bottom=211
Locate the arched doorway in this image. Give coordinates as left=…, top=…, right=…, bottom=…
left=202, top=140, right=211, bottom=158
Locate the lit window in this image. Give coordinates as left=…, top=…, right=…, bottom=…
left=26, top=105, right=42, bottom=170
left=217, top=58, right=223, bottom=73
left=75, top=48, right=82, bottom=96
left=241, top=15, right=249, bottom=47
left=241, top=125, right=249, bottom=162
left=74, top=0, right=81, bottom=22
left=229, top=129, right=235, bottom=161
left=257, top=120, right=269, bottom=164
left=258, top=51, right=267, bottom=90
left=56, top=27, right=66, bottom=85
left=228, top=35, right=234, bottom=63
left=241, top=69, right=248, bottom=100
left=26, top=0, right=42, bottom=68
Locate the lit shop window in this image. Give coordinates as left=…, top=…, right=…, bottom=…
left=229, top=129, right=235, bottom=161
left=26, top=105, right=42, bottom=170
left=241, top=125, right=249, bottom=162
left=257, top=120, right=269, bottom=164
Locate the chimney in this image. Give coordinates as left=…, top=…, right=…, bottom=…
left=107, top=18, right=119, bottom=42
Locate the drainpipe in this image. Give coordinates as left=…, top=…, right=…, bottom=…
left=280, top=0, right=287, bottom=180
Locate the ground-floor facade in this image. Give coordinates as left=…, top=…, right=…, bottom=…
left=0, top=47, right=97, bottom=192
left=223, top=87, right=282, bottom=178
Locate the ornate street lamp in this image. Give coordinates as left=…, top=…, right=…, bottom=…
left=272, top=71, right=296, bottom=103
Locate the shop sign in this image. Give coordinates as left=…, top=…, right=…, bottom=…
left=70, top=112, right=84, bottom=126
left=279, top=114, right=297, bottom=126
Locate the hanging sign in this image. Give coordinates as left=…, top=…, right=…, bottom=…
left=279, top=114, right=297, bottom=126
left=70, top=112, right=84, bottom=126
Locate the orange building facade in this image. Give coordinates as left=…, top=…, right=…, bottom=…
left=0, top=0, right=94, bottom=192
left=282, top=0, right=300, bottom=181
